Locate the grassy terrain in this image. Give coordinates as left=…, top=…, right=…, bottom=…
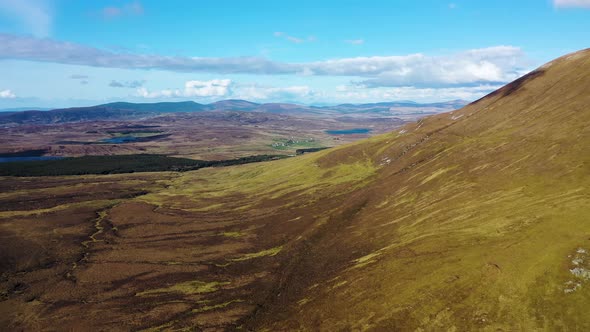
left=269, top=137, right=322, bottom=151
left=1, top=49, right=589, bottom=331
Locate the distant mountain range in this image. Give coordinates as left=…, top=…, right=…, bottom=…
left=0, top=107, right=53, bottom=113
left=0, top=99, right=469, bottom=125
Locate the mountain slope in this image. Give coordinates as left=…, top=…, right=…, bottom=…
left=247, top=48, right=590, bottom=330
left=1, top=49, right=589, bottom=331
left=101, top=101, right=209, bottom=112
left=0, top=102, right=208, bottom=124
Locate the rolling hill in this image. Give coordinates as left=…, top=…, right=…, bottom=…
left=0, top=49, right=589, bottom=331
left=0, top=99, right=468, bottom=125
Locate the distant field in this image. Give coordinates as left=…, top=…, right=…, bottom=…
left=269, top=137, right=322, bottom=150
left=0, top=111, right=405, bottom=160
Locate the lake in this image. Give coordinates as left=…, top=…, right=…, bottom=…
left=325, top=128, right=372, bottom=135
left=101, top=136, right=140, bottom=143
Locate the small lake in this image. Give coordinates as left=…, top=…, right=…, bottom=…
left=0, top=156, right=65, bottom=163
left=101, top=136, right=140, bottom=143
left=325, top=128, right=372, bottom=135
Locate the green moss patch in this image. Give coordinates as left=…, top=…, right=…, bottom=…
left=229, top=246, right=283, bottom=261
left=136, top=280, right=229, bottom=296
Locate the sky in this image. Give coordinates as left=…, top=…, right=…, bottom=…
left=0, top=0, right=589, bottom=108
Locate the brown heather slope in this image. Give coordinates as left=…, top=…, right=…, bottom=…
left=0, top=49, right=589, bottom=331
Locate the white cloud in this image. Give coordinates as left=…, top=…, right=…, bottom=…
left=554, top=0, right=590, bottom=8
left=137, top=79, right=231, bottom=99
left=0, top=89, right=16, bottom=98
left=136, top=79, right=314, bottom=102
left=345, top=39, right=365, bottom=45
left=342, top=46, right=527, bottom=87
left=0, top=0, right=52, bottom=37
left=233, top=84, right=312, bottom=101
left=0, top=34, right=529, bottom=88
left=328, top=84, right=499, bottom=103
left=184, top=79, right=232, bottom=97
left=136, top=87, right=175, bottom=98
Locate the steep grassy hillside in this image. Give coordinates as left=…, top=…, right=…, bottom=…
left=1, top=49, right=589, bottom=331
left=243, top=49, right=590, bottom=331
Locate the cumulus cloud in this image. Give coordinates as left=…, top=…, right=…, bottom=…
left=329, top=84, right=500, bottom=103
left=183, top=79, right=232, bottom=97
left=137, top=79, right=231, bottom=98
left=346, top=46, right=527, bottom=87
left=135, top=79, right=315, bottom=102
left=233, top=84, right=313, bottom=101
left=101, top=1, right=144, bottom=19
left=345, top=39, right=365, bottom=45
left=0, top=0, right=52, bottom=37
left=236, top=83, right=497, bottom=104
left=0, top=89, right=16, bottom=98
left=109, top=80, right=145, bottom=88
left=554, top=0, right=590, bottom=8
left=135, top=79, right=499, bottom=104
left=136, top=88, right=173, bottom=98
left=0, top=33, right=529, bottom=88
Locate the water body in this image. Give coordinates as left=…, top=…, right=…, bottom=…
left=0, top=156, right=65, bottom=163
left=325, top=128, right=372, bottom=135
left=101, top=136, right=139, bottom=143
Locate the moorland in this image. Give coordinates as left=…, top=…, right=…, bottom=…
left=0, top=100, right=464, bottom=161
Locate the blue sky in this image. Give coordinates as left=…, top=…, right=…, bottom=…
left=0, top=0, right=589, bottom=108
